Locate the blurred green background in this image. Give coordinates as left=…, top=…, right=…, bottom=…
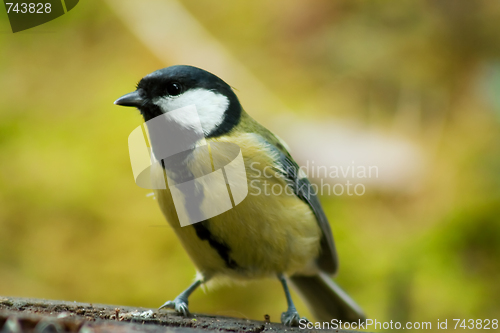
left=1, top=1, right=499, bottom=332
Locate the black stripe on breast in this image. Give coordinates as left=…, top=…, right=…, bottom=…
left=192, top=221, right=239, bottom=269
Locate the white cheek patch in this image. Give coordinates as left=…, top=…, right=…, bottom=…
left=164, top=105, right=205, bottom=133
left=154, top=88, right=229, bottom=135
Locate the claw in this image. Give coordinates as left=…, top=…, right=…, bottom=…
left=158, top=300, right=174, bottom=310
left=158, top=298, right=190, bottom=316
left=281, top=309, right=302, bottom=327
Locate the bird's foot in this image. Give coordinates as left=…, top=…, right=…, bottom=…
left=158, top=297, right=190, bottom=316
left=281, top=308, right=305, bottom=327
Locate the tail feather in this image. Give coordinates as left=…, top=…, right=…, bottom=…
left=289, top=272, right=366, bottom=322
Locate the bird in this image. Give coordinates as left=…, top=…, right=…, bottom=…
left=114, top=65, right=366, bottom=326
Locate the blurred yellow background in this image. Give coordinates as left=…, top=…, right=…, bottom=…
left=1, top=1, right=499, bottom=331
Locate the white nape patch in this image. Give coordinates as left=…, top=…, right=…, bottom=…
left=153, top=88, right=229, bottom=135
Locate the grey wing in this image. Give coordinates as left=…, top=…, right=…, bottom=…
left=258, top=136, right=339, bottom=275
left=276, top=151, right=339, bottom=274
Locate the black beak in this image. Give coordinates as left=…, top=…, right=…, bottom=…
left=114, top=90, right=144, bottom=107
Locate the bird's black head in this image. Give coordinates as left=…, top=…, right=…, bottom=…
left=115, top=65, right=242, bottom=138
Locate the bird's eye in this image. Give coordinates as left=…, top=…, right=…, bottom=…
left=166, top=82, right=182, bottom=96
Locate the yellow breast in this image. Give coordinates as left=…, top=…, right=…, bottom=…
left=153, top=133, right=322, bottom=280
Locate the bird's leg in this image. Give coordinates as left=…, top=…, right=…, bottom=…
left=278, top=274, right=305, bottom=326
left=159, top=278, right=204, bottom=316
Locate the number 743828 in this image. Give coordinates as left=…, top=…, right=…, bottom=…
left=453, top=319, right=498, bottom=330
left=5, top=3, right=52, bottom=14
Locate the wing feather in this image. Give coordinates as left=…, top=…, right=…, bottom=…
left=256, top=134, right=339, bottom=274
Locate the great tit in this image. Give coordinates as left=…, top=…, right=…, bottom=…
left=114, top=65, right=365, bottom=326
